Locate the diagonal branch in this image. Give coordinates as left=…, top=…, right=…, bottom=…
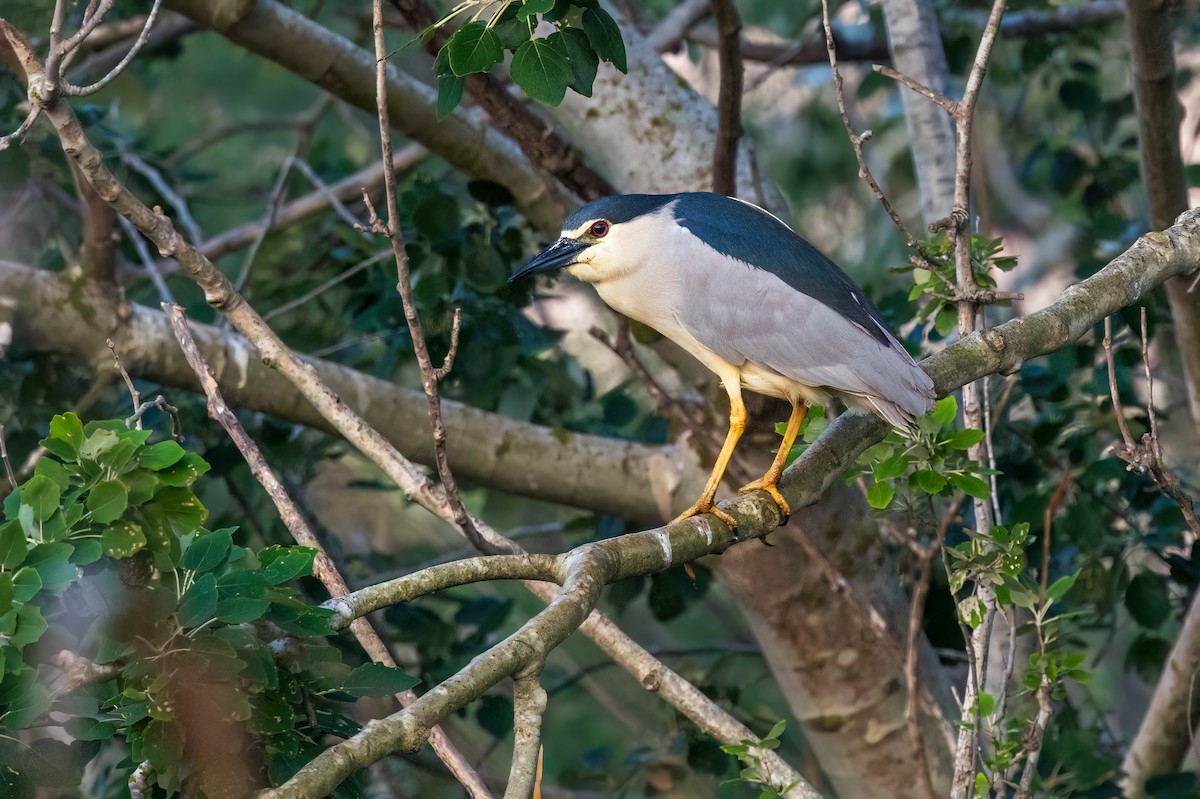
left=708, top=0, right=744, bottom=196
left=162, top=0, right=568, bottom=234
left=163, top=302, right=493, bottom=798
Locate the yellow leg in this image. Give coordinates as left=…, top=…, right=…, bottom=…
left=739, top=402, right=808, bottom=522
left=673, top=378, right=745, bottom=529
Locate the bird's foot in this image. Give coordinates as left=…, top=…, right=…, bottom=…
left=673, top=499, right=738, bottom=532
left=738, top=478, right=791, bottom=525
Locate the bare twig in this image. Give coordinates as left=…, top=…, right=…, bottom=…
left=163, top=302, right=494, bottom=799
left=504, top=672, right=548, bottom=799
left=819, top=0, right=919, bottom=251
left=61, top=0, right=164, bottom=96
left=119, top=148, right=204, bottom=244
left=198, top=143, right=427, bottom=262
left=873, top=64, right=957, bottom=114
left=0, top=424, right=16, bottom=490
left=588, top=322, right=745, bottom=483
left=709, top=0, right=744, bottom=196
left=0, top=106, right=42, bottom=153
left=684, top=1, right=1124, bottom=67
left=118, top=215, right=174, bottom=302
left=105, top=337, right=142, bottom=422
left=904, top=531, right=944, bottom=799
left=1012, top=676, right=1053, bottom=799
left=263, top=250, right=391, bottom=322
left=1040, top=472, right=1072, bottom=600
left=647, top=0, right=710, bottom=52
left=364, top=0, right=488, bottom=554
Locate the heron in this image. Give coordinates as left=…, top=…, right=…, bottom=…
left=509, top=192, right=934, bottom=528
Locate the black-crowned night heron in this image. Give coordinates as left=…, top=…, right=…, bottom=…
left=510, top=192, right=934, bottom=527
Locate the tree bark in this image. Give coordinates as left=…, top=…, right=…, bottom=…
left=717, top=486, right=956, bottom=798
left=1124, top=0, right=1200, bottom=431
left=163, top=0, right=569, bottom=235
left=1122, top=6, right=1200, bottom=790
left=0, top=258, right=706, bottom=522
left=879, top=0, right=956, bottom=224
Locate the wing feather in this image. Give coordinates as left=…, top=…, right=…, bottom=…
left=677, top=260, right=934, bottom=423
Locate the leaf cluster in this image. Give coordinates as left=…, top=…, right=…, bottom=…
left=434, top=0, right=627, bottom=115
left=0, top=414, right=419, bottom=797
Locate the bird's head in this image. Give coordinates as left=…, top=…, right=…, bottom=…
left=508, top=194, right=675, bottom=286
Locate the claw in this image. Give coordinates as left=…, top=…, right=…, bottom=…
left=673, top=500, right=738, bottom=534
left=738, top=478, right=791, bottom=524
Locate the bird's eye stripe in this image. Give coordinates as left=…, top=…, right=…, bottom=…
left=590, top=220, right=609, bottom=237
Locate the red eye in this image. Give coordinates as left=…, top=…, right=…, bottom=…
left=590, top=220, right=610, bottom=238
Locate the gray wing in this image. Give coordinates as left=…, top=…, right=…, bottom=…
left=677, top=260, right=934, bottom=425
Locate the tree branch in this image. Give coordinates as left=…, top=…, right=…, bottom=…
left=709, top=0, right=744, bottom=196
left=163, top=302, right=493, bottom=798
left=1124, top=0, right=1200, bottom=431
left=162, top=0, right=567, bottom=234
left=504, top=673, right=547, bottom=799
left=386, top=0, right=614, bottom=202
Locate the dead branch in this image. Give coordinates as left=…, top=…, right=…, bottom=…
left=163, top=302, right=494, bottom=798
left=709, top=0, right=744, bottom=196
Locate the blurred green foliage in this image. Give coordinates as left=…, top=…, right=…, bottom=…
left=2, top=0, right=1200, bottom=796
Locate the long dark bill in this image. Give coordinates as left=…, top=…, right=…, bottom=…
left=508, top=237, right=589, bottom=283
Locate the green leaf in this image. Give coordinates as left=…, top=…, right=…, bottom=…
left=20, top=475, right=60, bottom=522
left=156, top=451, right=210, bottom=487
left=873, top=453, right=909, bottom=481
left=866, top=480, right=895, bottom=509
left=436, top=75, right=464, bottom=119
left=1126, top=572, right=1171, bottom=628
left=945, top=428, right=985, bottom=450
left=930, top=395, right=958, bottom=428
left=177, top=573, right=217, bottom=629
left=10, top=604, right=47, bottom=646
left=0, top=672, right=50, bottom=729
left=138, top=719, right=184, bottom=774
left=87, top=480, right=128, bottom=524
left=101, top=520, right=146, bottom=559
left=25, top=543, right=76, bottom=593
left=909, top=469, right=948, bottom=494
left=259, top=546, right=317, bottom=584
left=33, top=458, right=70, bottom=491
left=216, top=596, right=271, bottom=624
left=78, top=429, right=119, bottom=462
left=70, top=539, right=103, bottom=566
left=0, top=574, right=12, bottom=617
left=342, top=663, right=420, bottom=697
left=446, top=22, right=504, bottom=76
left=48, top=412, right=84, bottom=452
left=139, top=440, right=186, bottom=471
left=183, top=527, right=233, bottom=573
left=1046, top=573, right=1077, bottom=602
left=11, top=567, right=40, bottom=602
left=155, top=487, right=208, bottom=534
left=550, top=29, right=598, bottom=97
left=949, top=473, right=991, bottom=500
left=0, top=520, right=27, bottom=569
left=517, top=0, right=555, bottom=20
left=581, top=7, right=626, bottom=72
left=510, top=38, right=572, bottom=106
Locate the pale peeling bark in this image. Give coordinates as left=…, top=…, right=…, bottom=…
left=1123, top=4, right=1200, bottom=791
left=718, top=486, right=955, bottom=799
left=0, top=259, right=706, bottom=522
left=163, top=0, right=568, bottom=234
left=544, top=1, right=765, bottom=203
left=879, top=0, right=956, bottom=223
left=1124, top=0, right=1200, bottom=430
